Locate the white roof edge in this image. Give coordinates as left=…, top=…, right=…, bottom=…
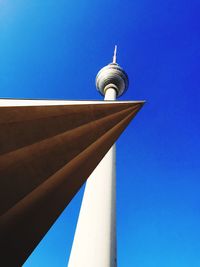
left=0, top=99, right=145, bottom=107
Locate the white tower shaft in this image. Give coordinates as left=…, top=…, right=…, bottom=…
left=68, top=88, right=117, bottom=267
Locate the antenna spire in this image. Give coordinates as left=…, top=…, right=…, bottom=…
left=112, top=45, right=117, bottom=63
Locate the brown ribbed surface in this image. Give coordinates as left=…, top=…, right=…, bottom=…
left=0, top=101, right=144, bottom=266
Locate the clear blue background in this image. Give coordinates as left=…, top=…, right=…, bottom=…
left=0, top=1, right=200, bottom=266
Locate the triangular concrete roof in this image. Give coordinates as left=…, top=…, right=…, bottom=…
left=0, top=99, right=144, bottom=266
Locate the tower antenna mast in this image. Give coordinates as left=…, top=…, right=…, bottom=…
left=113, top=45, right=117, bottom=63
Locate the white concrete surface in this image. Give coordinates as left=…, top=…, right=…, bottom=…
left=68, top=88, right=117, bottom=267
left=0, top=98, right=142, bottom=107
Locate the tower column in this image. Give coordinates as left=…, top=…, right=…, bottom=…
left=104, top=87, right=117, bottom=100
left=68, top=87, right=117, bottom=267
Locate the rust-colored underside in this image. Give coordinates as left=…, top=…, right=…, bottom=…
left=0, top=101, right=143, bottom=266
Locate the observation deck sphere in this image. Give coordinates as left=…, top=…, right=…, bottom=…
left=96, top=63, right=129, bottom=98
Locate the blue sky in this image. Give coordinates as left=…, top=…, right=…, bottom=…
left=0, top=0, right=200, bottom=266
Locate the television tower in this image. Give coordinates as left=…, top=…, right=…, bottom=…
left=68, top=46, right=129, bottom=267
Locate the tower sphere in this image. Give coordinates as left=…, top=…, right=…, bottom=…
left=96, top=63, right=129, bottom=98
left=96, top=45, right=129, bottom=97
